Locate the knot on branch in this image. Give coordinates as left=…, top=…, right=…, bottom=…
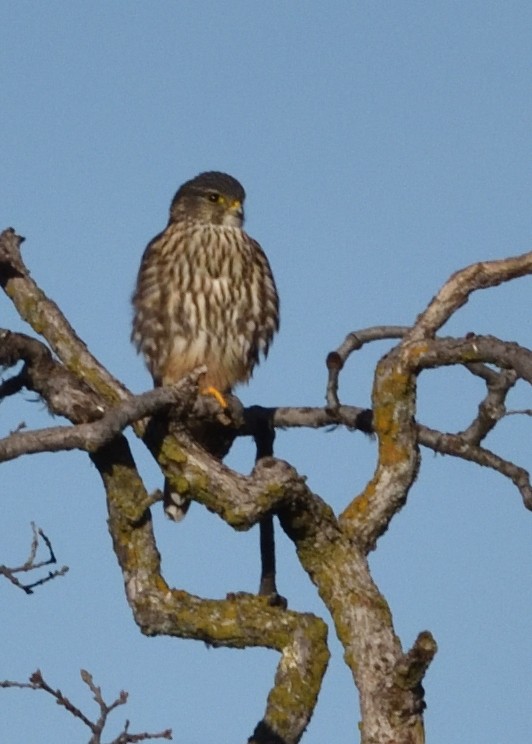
left=252, top=456, right=299, bottom=482
left=394, top=631, right=438, bottom=691
left=0, top=228, right=25, bottom=279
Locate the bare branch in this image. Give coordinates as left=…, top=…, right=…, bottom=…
left=411, top=335, right=532, bottom=383
left=407, top=250, right=532, bottom=341
left=0, top=373, right=202, bottom=463
left=395, top=632, right=438, bottom=694
left=246, top=404, right=373, bottom=434
left=459, top=368, right=517, bottom=443
left=325, top=326, right=408, bottom=408
left=91, top=437, right=330, bottom=743
left=0, top=523, right=68, bottom=594
left=0, top=669, right=172, bottom=743
left=0, top=228, right=130, bottom=403
left=340, top=331, right=532, bottom=550
left=417, top=425, right=532, bottom=509
left=0, top=328, right=105, bottom=422
left=2, top=228, right=529, bottom=742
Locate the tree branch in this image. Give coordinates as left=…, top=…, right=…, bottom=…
left=407, top=250, right=532, bottom=340
left=0, top=328, right=105, bottom=422
left=460, top=367, right=517, bottom=443
left=417, top=424, right=532, bottom=509
left=246, top=404, right=374, bottom=434
left=90, top=436, right=330, bottom=744
left=0, top=228, right=130, bottom=403
left=340, top=335, right=532, bottom=551
left=0, top=374, right=202, bottom=463
left=0, top=523, right=68, bottom=594
left=0, top=669, right=172, bottom=743
left=325, top=326, right=408, bottom=409
left=3, top=226, right=530, bottom=743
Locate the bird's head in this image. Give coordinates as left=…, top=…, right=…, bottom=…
left=169, top=171, right=246, bottom=227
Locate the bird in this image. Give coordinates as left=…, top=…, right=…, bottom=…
left=132, top=171, right=279, bottom=520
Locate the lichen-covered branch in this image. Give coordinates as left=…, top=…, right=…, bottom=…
left=340, top=333, right=532, bottom=549
left=0, top=328, right=105, bottom=421
left=0, top=371, right=201, bottom=463
left=325, top=326, right=408, bottom=409
left=339, top=253, right=532, bottom=552
left=339, top=340, right=421, bottom=552
left=0, top=228, right=129, bottom=403
left=91, top=437, right=329, bottom=743
left=2, top=226, right=530, bottom=744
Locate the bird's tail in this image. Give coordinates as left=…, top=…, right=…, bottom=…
left=163, top=478, right=191, bottom=521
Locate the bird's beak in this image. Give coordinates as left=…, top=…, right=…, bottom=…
left=231, top=199, right=244, bottom=221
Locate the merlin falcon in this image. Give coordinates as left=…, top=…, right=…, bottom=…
left=132, top=171, right=280, bottom=518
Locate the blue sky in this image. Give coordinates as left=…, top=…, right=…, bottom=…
left=1, top=2, right=531, bottom=742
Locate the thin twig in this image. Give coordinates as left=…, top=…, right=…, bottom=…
left=0, top=523, right=69, bottom=594
left=0, top=669, right=172, bottom=743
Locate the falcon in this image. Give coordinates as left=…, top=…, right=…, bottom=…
left=132, top=171, right=279, bottom=518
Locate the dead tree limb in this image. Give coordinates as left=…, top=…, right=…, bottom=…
left=0, top=669, right=172, bottom=743
left=2, top=227, right=531, bottom=743
left=0, top=523, right=68, bottom=594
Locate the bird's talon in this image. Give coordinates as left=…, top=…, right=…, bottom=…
left=203, top=385, right=228, bottom=409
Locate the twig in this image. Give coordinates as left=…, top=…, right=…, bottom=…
left=0, top=669, right=172, bottom=743
left=0, top=523, right=68, bottom=594
left=418, top=424, right=532, bottom=509
left=459, top=368, right=517, bottom=443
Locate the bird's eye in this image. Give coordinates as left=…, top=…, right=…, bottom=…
left=208, top=193, right=220, bottom=203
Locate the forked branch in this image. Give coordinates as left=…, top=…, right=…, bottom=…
left=0, top=523, right=68, bottom=594
left=0, top=669, right=172, bottom=743
left=2, top=226, right=530, bottom=744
